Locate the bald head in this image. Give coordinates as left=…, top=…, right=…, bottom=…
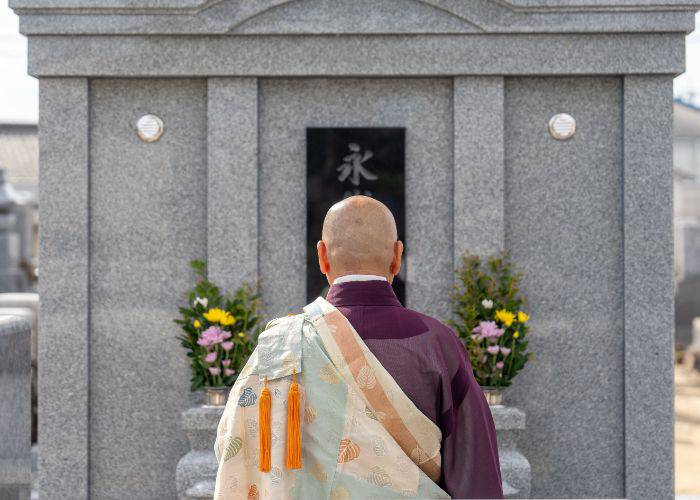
left=317, top=196, right=402, bottom=282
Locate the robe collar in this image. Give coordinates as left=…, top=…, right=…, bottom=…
left=325, top=279, right=402, bottom=307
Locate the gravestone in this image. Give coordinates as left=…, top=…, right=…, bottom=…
left=0, top=315, right=31, bottom=500
left=10, top=1, right=699, bottom=498
left=306, top=127, right=406, bottom=303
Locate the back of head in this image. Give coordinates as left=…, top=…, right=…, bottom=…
left=321, top=196, right=398, bottom=277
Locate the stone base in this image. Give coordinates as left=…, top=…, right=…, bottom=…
left=491, top=405, right=532, bottom=499
left=175, top=406, right=224, bottom=500
left=176, top=404, right=531, bottom=499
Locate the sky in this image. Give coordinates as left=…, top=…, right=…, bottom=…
left=1, top=3, right=700, bottom=124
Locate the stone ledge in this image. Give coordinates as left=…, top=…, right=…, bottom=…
left=491, top=405, right=527, bottom=430
left=25, top=33, right=687, bottom=77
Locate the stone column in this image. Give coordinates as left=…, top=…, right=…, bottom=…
left=207, top=78, right=259, bottom=290
left=37, top=78, right=90, bottom=499
left=623, top=75, right=675, bottom=500
left=453, top=76, right=505, bottom=261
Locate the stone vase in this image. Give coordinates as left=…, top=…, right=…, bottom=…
left=175, top=405, right=224, bottom=500
left=490, top=404, right=532, bottom=498
left=203, top=386, right=229, bottom=407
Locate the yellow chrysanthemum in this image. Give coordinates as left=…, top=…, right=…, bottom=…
left=237, top=332, right=245, bottom=338
left=203, top=308, right=224, bottom=323
left=517, top=311, right=529, bottom=323
left=513, top=331, right=520, bottom=339
left=193, top=319, right=201, bottom=328
left=495, top=309, right=515, bottom=327
left=220, top=312, right=235, bottom=326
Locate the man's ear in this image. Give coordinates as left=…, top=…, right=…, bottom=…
left=390, top=240, right=403, bottom=276
left=317, top=240, right=330, bottom=275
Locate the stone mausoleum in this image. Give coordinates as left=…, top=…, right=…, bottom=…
left=9, top=0, right=699, bottom=498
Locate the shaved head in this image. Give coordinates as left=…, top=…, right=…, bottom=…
left=317, top=196, right=402, bottom=283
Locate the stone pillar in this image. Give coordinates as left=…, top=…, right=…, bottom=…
left=37, top=77, right=90, bottom=499
left=623, top=75, right=675, bottom=500
left=0, top=315, right=31, bottom=500
left=206, top=78, right=259, bottom=290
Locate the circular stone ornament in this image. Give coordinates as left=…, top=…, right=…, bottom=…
left=548, top=113, right=576, bottom=140
left=136, top=114, right=164, bottom=142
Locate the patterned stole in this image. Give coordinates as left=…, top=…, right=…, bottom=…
left=303, top=297, right=443, bottom=483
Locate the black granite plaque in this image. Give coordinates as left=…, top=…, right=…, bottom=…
left=306, top=127, right=406, bottom=304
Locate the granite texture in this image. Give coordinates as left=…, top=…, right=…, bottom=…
left=453, top=77, right=505, bottom=262
left=10, top=0, right=699, bottom=34
left=206, top=78, right=259, bottom=291
left=37, top=77, right=90, bottom=500
left=25, top=33, right=687, bottom=77
left=88, top=78, right=207, bottom=499
left=176, top=405, right=223, bottom=499
left=259, top=78, right=453, bottom=319
left=181, top=405, right=224, bottom=451
left=0, top=315, right=31, bottom=500
left=622, top=75, right=675, bottom=500
left=503, top=77, right=625, bottom=498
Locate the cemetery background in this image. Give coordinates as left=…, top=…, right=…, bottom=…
left=3, top=1, right=700, bottom=499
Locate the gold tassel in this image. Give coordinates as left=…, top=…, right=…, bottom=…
left=285, top=369, right=302, bottom=469
left=258, top=376, right=271, bottom=472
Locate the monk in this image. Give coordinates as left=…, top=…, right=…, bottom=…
left=213, top=196, right=503, bottom=499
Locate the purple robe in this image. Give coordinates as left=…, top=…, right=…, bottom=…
left=326, top=280, right=504, bottom=499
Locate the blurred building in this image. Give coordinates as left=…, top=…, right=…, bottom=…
left=0, top=123, right=38, bottom=292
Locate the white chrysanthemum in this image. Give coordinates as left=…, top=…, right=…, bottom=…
left=482, top=299, right=493, bottom=309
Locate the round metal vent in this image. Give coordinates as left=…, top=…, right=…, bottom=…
left=548, top=113, right=576, bottom=140
left=136, top=114, right=164, bottom=143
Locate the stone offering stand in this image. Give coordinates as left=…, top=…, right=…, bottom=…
left=175, top=402, right=531, bottom=499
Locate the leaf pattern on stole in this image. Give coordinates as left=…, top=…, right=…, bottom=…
left=238, top=387, right=257, bottom=407
left=319, top=363, right=341, bottom=384
left=304, top=404, right=317, bottom=424
left=245, top=418, right=257, bottom=438
left=338, top=438, right=361, bottom=463
left=270, top=466, right=282, bottom=486
left=330, top=486, right=350, bottom=500
left=247, top=484, right=259, bottom=500
left=223, top=436, right=243, bottom=462
left=357, top=364, right=377, bottom=389
left=364, top=405, right=386, bottom=421
left=366, top=465, right=391, bottom=487
left=308, top=456, right=328, bottom=482
left=410, top=446, right=430, bottom=465
left=372, top=437, right=388, bottom=456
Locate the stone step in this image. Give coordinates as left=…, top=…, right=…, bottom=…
left=176, top=450, right=218, bottom=499
left=183, top=480, right=215, bottom=500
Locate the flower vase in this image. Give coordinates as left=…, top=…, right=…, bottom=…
left=203, top=386, right=229, bottom=406
left=481, top=386, right=504, bottom=406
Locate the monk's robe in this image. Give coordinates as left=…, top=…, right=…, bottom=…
left=214, top=280, right=503, bottom=499
left=326, top=280, right=503, bottom=499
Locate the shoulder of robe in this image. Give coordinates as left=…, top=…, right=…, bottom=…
left=258, top=312, right=305, bottom=381
left=264, top=312, right=304, bottom=331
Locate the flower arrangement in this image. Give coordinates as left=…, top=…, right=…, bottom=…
left=450, top=251, right=532, bottom=388
left=174, top=260, right=263, bottom=391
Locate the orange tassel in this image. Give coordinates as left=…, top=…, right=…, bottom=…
left=285, top=369, right=302, bottom=469
left=258, top=377, right=271, bottom=472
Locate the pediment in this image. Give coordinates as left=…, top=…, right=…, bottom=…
left=215, top=0, right=484, bottom=34
left=10, top=0, right=700, bottom=35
